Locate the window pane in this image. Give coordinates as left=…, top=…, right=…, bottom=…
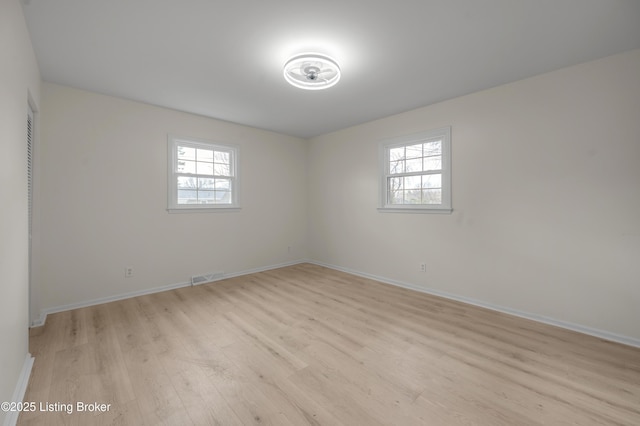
left=177, top=146, right=195, bottom=161
left=214, top=151, right=230, bottom=164
left=177, top=176, right=196, bottom=189
left=404, top=175, right=421, bottom=189
left=422, top=189, right=442, bottom=204
left=388, top=177, right=403, bottom=191
left=197, top=161, right=214, bottom=175
left=389, top=147, right=405, bottom=161
left=198, top=177, right=214, bottom=189
left=423, top=141, right=441, bottom=156
left=406, top=144, right=422, bottom=159
left=406, top=158, right=422, bottom=172
left=389, top=160, right=404, bottom=175
left=198, top=190, right=215, bottom=203
left=214, top=163, right=230, bottom=176
left=423, top=156, right=442, bottom=171
left=197, top=148, right=213, bottom=162
left=177, top=190, right=198, bottom=204
left=389, top=189, right=403, bottom=204
left=404, top=190, right=421, bottom=204
left=177, top=160, right=196, bottom=174
left=421, top=174, right=441, bottom=189
left=214, top=178, right=231, bottom=190
left=215, top=190, right=231, bottom=203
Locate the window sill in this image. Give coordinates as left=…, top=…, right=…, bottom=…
left=377, top=207, right=452, bottom=214
left=167, top=206, right=241, bottom=214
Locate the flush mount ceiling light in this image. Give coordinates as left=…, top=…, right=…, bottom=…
left=283, top=53, right=341, bottom=90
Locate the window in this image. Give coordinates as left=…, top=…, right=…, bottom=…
left=379, top=127, right=451, bottom=213
left=168, top=135, right=239, bottom=212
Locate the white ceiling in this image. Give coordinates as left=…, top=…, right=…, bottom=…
left=22, top=0, right=640, bottom=139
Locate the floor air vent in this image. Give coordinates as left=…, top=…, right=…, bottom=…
left=191, top=272, right=224, bottom=286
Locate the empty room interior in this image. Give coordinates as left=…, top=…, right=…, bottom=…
left=2, top=0, right=640, bottom=425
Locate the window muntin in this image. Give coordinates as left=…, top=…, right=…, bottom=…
left=168, top=136, right=239, bottom=211
left=380, top=127, right=451, bottom=213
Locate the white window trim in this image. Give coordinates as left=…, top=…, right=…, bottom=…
left=378, top=127, right=452, bottom=214
left=167, top=135, right=240, bottom=213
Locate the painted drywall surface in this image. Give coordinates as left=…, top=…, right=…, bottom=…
left=308, top=49, right=640, bottom=340
left=36, top=83, right=307, bottom=313
left=0, top=0, right=41, bottom=420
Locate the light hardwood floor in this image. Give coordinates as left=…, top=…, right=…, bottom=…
left=20, top=263, right=640, bottom=425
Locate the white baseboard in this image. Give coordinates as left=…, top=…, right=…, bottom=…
left=223, top=260, right=304, bottom=279
left=3, top=354, right=34, bottom=426
left=31, top=260, right=307, bottom=328
left=307, top=260, right=640, bottom=349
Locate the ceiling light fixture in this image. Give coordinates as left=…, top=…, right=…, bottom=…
left=283, top=53, right=341, bottom=90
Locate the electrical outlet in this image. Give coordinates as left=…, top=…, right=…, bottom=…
left=420, top=263, right=426, bottom=272
left=125, top=266, right=134, bottom=278
left=287, top=246, right=292, bottom=253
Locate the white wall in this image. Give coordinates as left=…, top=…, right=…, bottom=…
left=35, top=83, right=307, bottom=314
left=0, top=0, right=41, bottom=422
left=307, top=49, right=640, bottom=342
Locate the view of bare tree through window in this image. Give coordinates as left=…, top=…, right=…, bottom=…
left=387, top=140, right=443, bottom=205
left=176, top=145, right=233, bottom=204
